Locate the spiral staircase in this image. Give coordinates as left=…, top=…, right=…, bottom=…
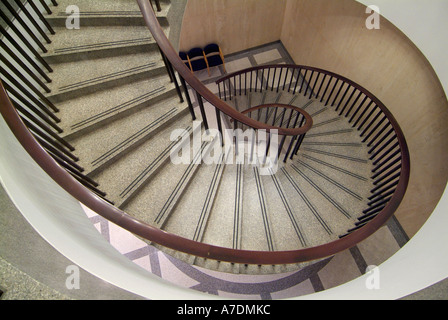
left=0, top=0, right=413, bottom=290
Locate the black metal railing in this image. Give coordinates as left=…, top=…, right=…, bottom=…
left=0, top=0, right=108, bottom=200
left=214, top=64, right=410, bottom=237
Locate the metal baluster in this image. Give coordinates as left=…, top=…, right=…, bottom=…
left=2, top=1, right=48, bottom=52
left=0, top=25, right=51, bottom=81
left=331, top=81, right=345, bottom=107
left=325, top=78, right=339, bottom=106
left=39, top=0, right=53, bottom=14
left=305, top=70, right=314, bottom=97
left=215, top=108, right=223, bottom=146
left=179, top=76, right=195, bottom=120
left=13, top=0, right=52, bottom=42
left=196, top=92, right=209, bottom=131
left=0, top=42, right=51, bottom=92
left=298, top=69, right=308, bottom=94
left=27, top=0, right=56, bottom=35
left=0, top=11, right=53, bottom=72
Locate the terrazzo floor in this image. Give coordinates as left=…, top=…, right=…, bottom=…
left=80, top=42, right=410, bottom=299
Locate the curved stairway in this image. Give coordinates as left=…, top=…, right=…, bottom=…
left=46, top=0, right=370, bottom=274
left=0, top=0, right=408, bottom=276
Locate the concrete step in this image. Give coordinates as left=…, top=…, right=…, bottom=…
left=90, top=108, right=196, bottom=207
left=67, top=94, right=188, bottom=175
left=46, top=51, right=165, bottom=103
left=43, top=25, right=167, bottom=63
left=56, top=73, right=176, bottom=139
left=44, top=0, right=170, bottom=27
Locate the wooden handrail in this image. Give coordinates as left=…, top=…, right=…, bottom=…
left=137, top=0, right=302, bottom=137
left=0, top=0, right=410, bottom=266
left=0, top=69, right=410, bottom=264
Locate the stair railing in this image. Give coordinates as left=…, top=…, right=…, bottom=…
left=0, top=0, right=410, bottom=265
left=137, top=0, right=410, bottom=257
left=215, top=64, right=411, bottom=237
left=0, top=0, right=109, bottom=200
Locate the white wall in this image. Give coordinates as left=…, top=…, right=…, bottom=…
left=300, top=0, right=448, bottom=299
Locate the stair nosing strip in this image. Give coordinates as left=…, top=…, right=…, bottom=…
left=70, top=86, right=166, bottom=130
left=253, top=166, right=275, bottom=252
left=291, top=164, right=352, bottom=219
left=233, top=163, right=243, bottom=250
left=53, top=37, right=152, bottom=54
left=193, top=153, right=226, bottom=242
left=269, top=169, right=308, bottom=247
left=302, top=141, right=362, bottom=147
left=56, top=11, right=142, bottom=17
left=91, top=107, right=177, bottom=166
left=294, top=161, right=363, bottom=201
left=312, top=117, right=342, bottom=128
left=119, top=126, right=194, bottom=199
left=281, top=167, right=332, bottom=235
left=302, top=154, right=368, bottom=181
left=302, top=147, right=368, bottom=163
left=58, top=62, right=157, bottom=92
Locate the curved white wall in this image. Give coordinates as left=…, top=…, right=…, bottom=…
left=0, top=0, right=446, bottom=300
left=302, top=0, right=448, bottom=299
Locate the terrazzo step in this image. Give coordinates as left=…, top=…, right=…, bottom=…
left=56, top=74, right=176, bottom=139
left=292, top=156, right=371, bottom=219
left=89, top=109, right=198, bottom=208
left=42, top=25, right=167, bottom=63
left=120, top=129, right=215, bottom=229
left=67, top=94, right=189, bottom=175
left=152, top=140, right=217, bottom=229
left=46, top=51, right=165, bottom=103
left=240, top=164, right=277, bottom=252
left=161, top=161, right=325, bottom=274
left=259, top=166, right=309, bottom=250
left=285, top=155, right=370, bottom=234
left=160, top=149, right=227, bottom=243
left=44, top=0, right=170, bottom=27
left=276, top=166, right=336, bottom=246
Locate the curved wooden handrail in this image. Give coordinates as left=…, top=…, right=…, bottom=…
left=0, top=0, right=410, bottom=266
left=0, top=73, right=410, bottom=264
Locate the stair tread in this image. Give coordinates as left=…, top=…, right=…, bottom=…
left=241, top=165, right=275, bottom=251
left=162, top=153, right=226, bottom=240
left=91, top=109, right=195, bottom=207
left=69, top=94, right=187, bottom=173
left=43, top=25, right=164, bottom=58
left=57, top=74, right=174, bottom=137
left=200, top=163, right=241, bottom=249
left=121, top=138, right=210, bottom=229
left=46, top=52, right=164, bottom=98
left=45, top=0, right=170, bottom=19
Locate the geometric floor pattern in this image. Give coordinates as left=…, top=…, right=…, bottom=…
left=82, top=42, right=410, bottom=300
